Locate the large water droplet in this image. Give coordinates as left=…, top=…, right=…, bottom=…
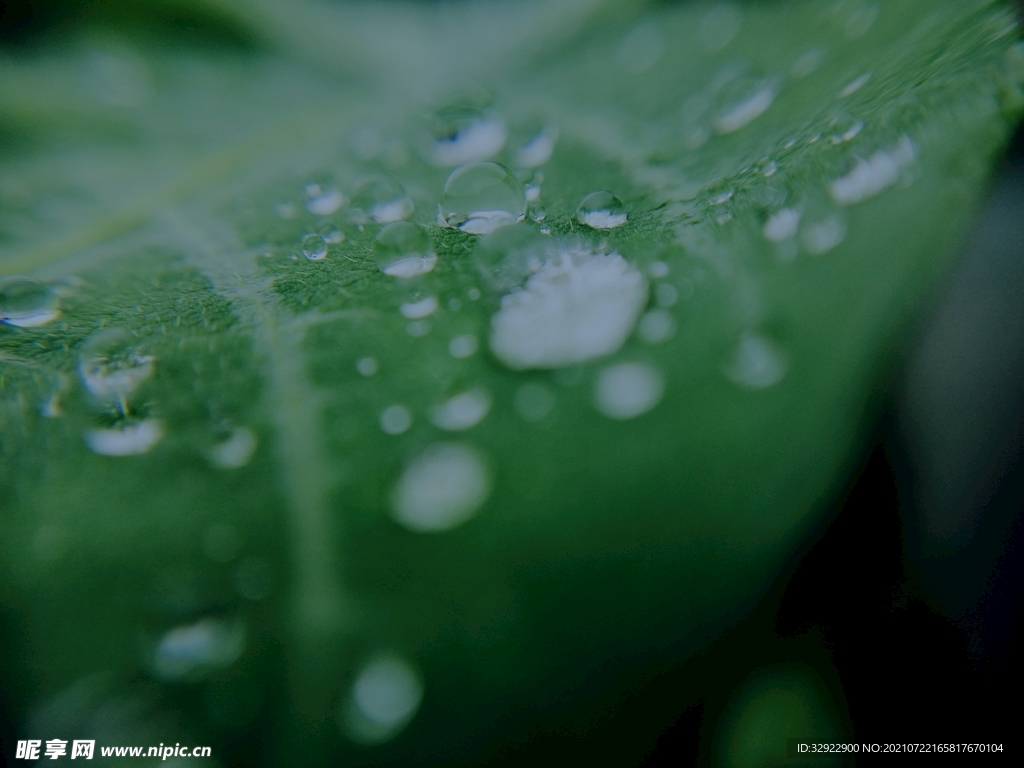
left=431, top=388, right=491, bottom=431
left=351, top=176, right=414, bottom=223
left=391, top=443, right=490, bottom=532
left=85, top=419, right=164, bottom=456
left=594, top=362, right=664, bottom=420
left=423, top=100, right=507, bottom=167
left=0, top=276, right=60, bottom=327
left=341, top=654, right=424, bottom=744
left=374, top=222, right=437, bottom=278
left=439, top=162, right=526, bottom=234
left=151, top=617, right=245, bottom=681
left=209, top=427, right=258, bottom=469
left=724, top=333, right=787, bottom=389
left=490, top=247, right=648, bottom=370
left=78, top=328, right=154, bottom=401
left=301, top=233, right=328, bottom=261
left=576, top=191, right=627, bottom=229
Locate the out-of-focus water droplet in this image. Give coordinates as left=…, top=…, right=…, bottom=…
left=439, top=162, right=526, bottom=234
left=85, top=419, right=163, bottom=456
left=431, top=388, right=491, bottom=431
left=839, top=72, right=872, bottom=98
left=209, top=427, right=258, bottom=469
left=700, top=3, right=743, bottom=51
left=375, top=222, right=437, bottom=277
left=576, top=191, right=627, bottom=229
left=594, top=362, right=664, bottom=420
left=391, top=443, right=490, bottom=532
left=525, top=185, right=542, bottom=204
left=618, top=20, right=666, bottom=74
left=301, top=233, right=328, bottom=261
left=320, top=225, right=345, bottom=244
left=380, top=405, right=413, bottom=435
left=152, top=617, right=245, bottom=681
left=648, top=261, right=670, bottom=279
left=357, top=357, right=379, bottom=376
left=801, top=215, right=847, bottom=254
left=514, top=383, right=556, bottom=422
left=791, top=49, right=824, bottom=78
left=350, top=124, right=384, bottom=161
left=305, top=184, right=345, bottom=215
left=0, top=276, right=60, bottom=327
left=714, top=82, right=777, bottom=134
left=841, top=2, right=879, bottom=38
left=406, top=320, right=431, bottom=337
left=448, top=298, right=463, bottom=311
left=724, top=333, right=787, bottom=389
left=400, top=295, right=439, bottom=320
left=763, top=160, right=778, bottom=177
left=203, top=523, right=242, bottom=562
left=351, top=176, right=414, bottom=223
left=829, top=135, right=915, bottom=205
left=490, top=247, right=648, bottom=370
left=516, top=125, right=558, bottom=168
left=655, top=283, right=679, bottom=308
left=79, top=328, right=154, bottom=401
left=423, top=100, right=507, bottom=167
left=341, top=654, right=424, bottom=744
left=711, top=190, right=734, bottom=205
left=276, top=201, right=297, bottom=219
left=448, top=334, right=478, bottom=359
left=637, top=310, right=676, bottom=345
left=467, top=288, right=481, bottom=301
left=763, top=208, right=802, bottom=242
left=829, top=115, right=864, bottom=144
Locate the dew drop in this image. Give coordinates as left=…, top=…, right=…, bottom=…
left=829, top=116, right=864, bottom=144
left=356, top=357, right=379, bottom=376
left=724, top=333, right=787, bottom=389
left=801, top=215, right=847, bottom=254
left=763, top=160, right=778, bottom=177
left=424, top=101, right=507, bottom=167
left=380, top=405, right=413, bottom=435
left=829, top=135, right=915, bottom=205
left=576, top=191, right=627, bottom=229
left=351, top=176, right=414, bottom=223
left=637, top=310, right=677, bottom=345
left=467, top=288, right=481, bottom=301
left=0, top=276, right=60, bottom=327
left=301, top=233, right=328, bottom=261
left=276, top=202, right=297, bottom=219
left=320, top=225, right=345, bottom=244
left=439, top=162, right=526, bottom=234
left=700, top=2, right=743, bottom=51
left=431, top=388, right=491, bottom=431
left=406, top=320, right=431, bottom=337
left=391, top=443, right=490, bottom=532
left=374, top=222, right=437, bottom=277
left=594, top=362, right=664, bottom=420
left=399, top=295, right=439, bottom=320
left=341, top=654, right=424, bottom=744
left=648, top=261, right=670, bottom=279
left=448, top=334, right=479, bottom=359
left=839, top=72, right=872, bottom=98
left=78, top=328, right=155, bottom=401
left=618, top=20, right=666, bottom=74
left=515, top=125, right=558, bottom=168
left=151, top=617, right=245, bottom=681
left=791, top=49, right=824, bottom=78
left=305, top=185, right=345, bottom=216
left=714, top=83, right=777, bottom=134
left=209, top=427, right=258, bottom=469
left=85, top=419, right=164, bottom=456
left=514, top=383, right=556, bottom=422
left=655, top=283, right=678, bottom=307
left=763, top=208, right=802, bottom=242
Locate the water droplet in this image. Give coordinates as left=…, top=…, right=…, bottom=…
left=85, top=419, right=164, bottom=456
left=301, top=233, right=328, bottom=261
left=829, top=115, right=864, bottom=144
left=839, top=72, right=872, bottom=98
left=374, top=222, right=437, bottom=277
left=514, top=383, right=556, bottom=422
left=0, top=276, right=60, bottom=327
left=467, top=288, right=481, bottom=301
left=515, top=124, right=558, bottom=167
left=275, top=201, right=297, bottom=219
left=841, top=3, right=878, bottom=38
left=439, top=162, right=526, bottom=234
left=763, top=160, right=778, bottom=177
left=406, top=320, right=431, bottom=337
left=724, top=333, right=787, bottom=389
left=341, top=654, right=424, bottom=744
left=655, top=283, right=678, bottom=307
left=801, top=215, right=847, bottom=254
left=448, top=334, right=478, bottom=359
left=424, top=100, right=507, bottom=167
left=209, top=427, right=258, bottom=469
left=594, top=362, right=664, bottom=420
left=305, top=185, right=345, bottom=216
left=431, top=388, right=491, bottom=431
left=78, top=328, right=155, bottom=401
left=350, top=124, right=384, bottom=160
left=203, top=523, right=242, bottom=562
left=763, top=208, right=802, bottom=242
left=152, top=617, right=245, bottom=681
left=399, top=295, right=439, bottom=320
left=320, top=225, right=345, bottom=244
left=391, top=443, right=490, bottom=532
left=700, top=3, right=743, bottom=51
left=380, top=405, right=413, bottom=435
left=576, top=191, right=627, bottom=229
left=490, top=247, right=648, bottom=370
left=791, top=49, right=824, bottom=78
left=637, top=310, right=676, bottom=345
left=351, top=176, right=414, bottom=223
left=648, top=262, right=670, bottom=279
left=829, top=135, right=914, bottom=205
left=618, top=20, right=666, bottom=74
left=525, top=185, right=542, bottom=203
left=356, top=357, right=379, bottom=376
left=714, top=82, right=777, bottom=134
left=448, top=298, right=463, bottom=311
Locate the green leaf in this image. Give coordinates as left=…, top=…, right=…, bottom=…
left=1, top=0, right=1021, bottom=764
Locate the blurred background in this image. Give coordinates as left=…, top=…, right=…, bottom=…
left=1, top=0, right=1021, bottom=764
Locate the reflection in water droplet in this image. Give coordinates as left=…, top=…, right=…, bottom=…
left=724, top=333, right=787, bottom=389
left=301, top=233, right=328, bottom=261
left=391, top=443, right=490, bottom=532
left=424, top=102, right=507, bottom=167
left=839, top=72, right=872, bottom=98
left=802, top=216, right=847, bottom=254
left=374, top=222, right=437, bottom=277
left=576, top=191, right=627, bottom=229
left=516, top=125, right=558, bottom=167
left=357, top=357, right=379, bottom=376
left=0, top=276, right=60, bottom=327
left=829, top=135, right=914, bottom=205
left=490, top=247, right=648, bottom=370
left=439, top=162, right=526, bottom=234
left=594, top=362, right=664, bottom=420
left=380, top=405, right=413, bottom=435
left=341, top=654, right=424, bottom=744
left=637, top=310, right=677, bottom=344
left=351, top=177, right=414, bottom=223
left=514, top=383, right=556, bottom=422
left=399, top=295, right=439, bottom=319
left=78, top=328, right=155, bottom=401
left=431, top=388, right=491, bottom=431
left=152, top=617, right=245, bottom=681
left=448, top=334, right=479, bottom=359
left=714, top=84, right=777, bottom=134
left=85, top=419, right=164, bottom=456
left=209, top=427, right=258, bottom=469
left=305, top=185, right=345, bottom=215
left=763, top=208, right=802, bottom=242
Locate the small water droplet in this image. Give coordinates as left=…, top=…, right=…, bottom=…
left=468, top=288, right=481, bottom=301
left=431, top=388, right=491, bottom=431
left=801, top=215, right=847, bottom=254
left=349, top=124, right=384, bottom=160
left=151, top=617, right=245, bottom=681
left=439, top=162, right=526, bottom=234
left=525, top=185, right=542, bottom=203
left=375, top=222, right=437, bottom=277
left=593, top=362, right=664, bottom=420
left=85, top=419, right=164, bottom=456
left=320, top=225, right=345, bottom=244
left=829, top=135, right=914, bottom=205
left=839, top=72, right=872, bottom=98
left=448, top=334, right=479, bottom=359
left=714, top=82, right=777, bottom=134
left=576, top=191, right=627, bottom=229
left=791, top=48, right=824, bottom=78
left=423, top=99, right=507, bottom=167
left=78, top=328, right=155, bottom=401
left=276, top=201, right=297, bottom=219
left=399, top=295, right=439, bottom=319
left=648, top=261, right=670, bottom=279
left=301, top=233, right=328, bottom=261
left=391, top=443, right=490, bottom=532
left=305, top=185, right=345, bottom=215
left=341, top=654, right=424, bottom=744
left=637, top=310, right=676, bottom=345
left=763, top=160, right=778, bottom=177
left=829, top=115, right=864, bottom=144
left=655, top=283, right=679, bottom=307
left=711, top=190, right=734, bottom=205
left=0, top=276, right=60, bottom=327
left=380, top=405, right=413, bottom=435
left=763, top=208, right=802, bottom=242
left=448, top=298, right=463, bottom=311
left=351, top=176, right=414, bottom=223
left=514, top=383, right=556, bottom=422
left=209, top=427, right=258, bottom=469
left=724, top=333, right=787, bottom=389
left=515, top=124, right=558, bottom=168
left=700, top=3, right=743, bottom=51
left=356, top=357, right=379, bottom=376
left=618, top=19, right=666, bottom=74
left=406, top=320, right=431, bottom=337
